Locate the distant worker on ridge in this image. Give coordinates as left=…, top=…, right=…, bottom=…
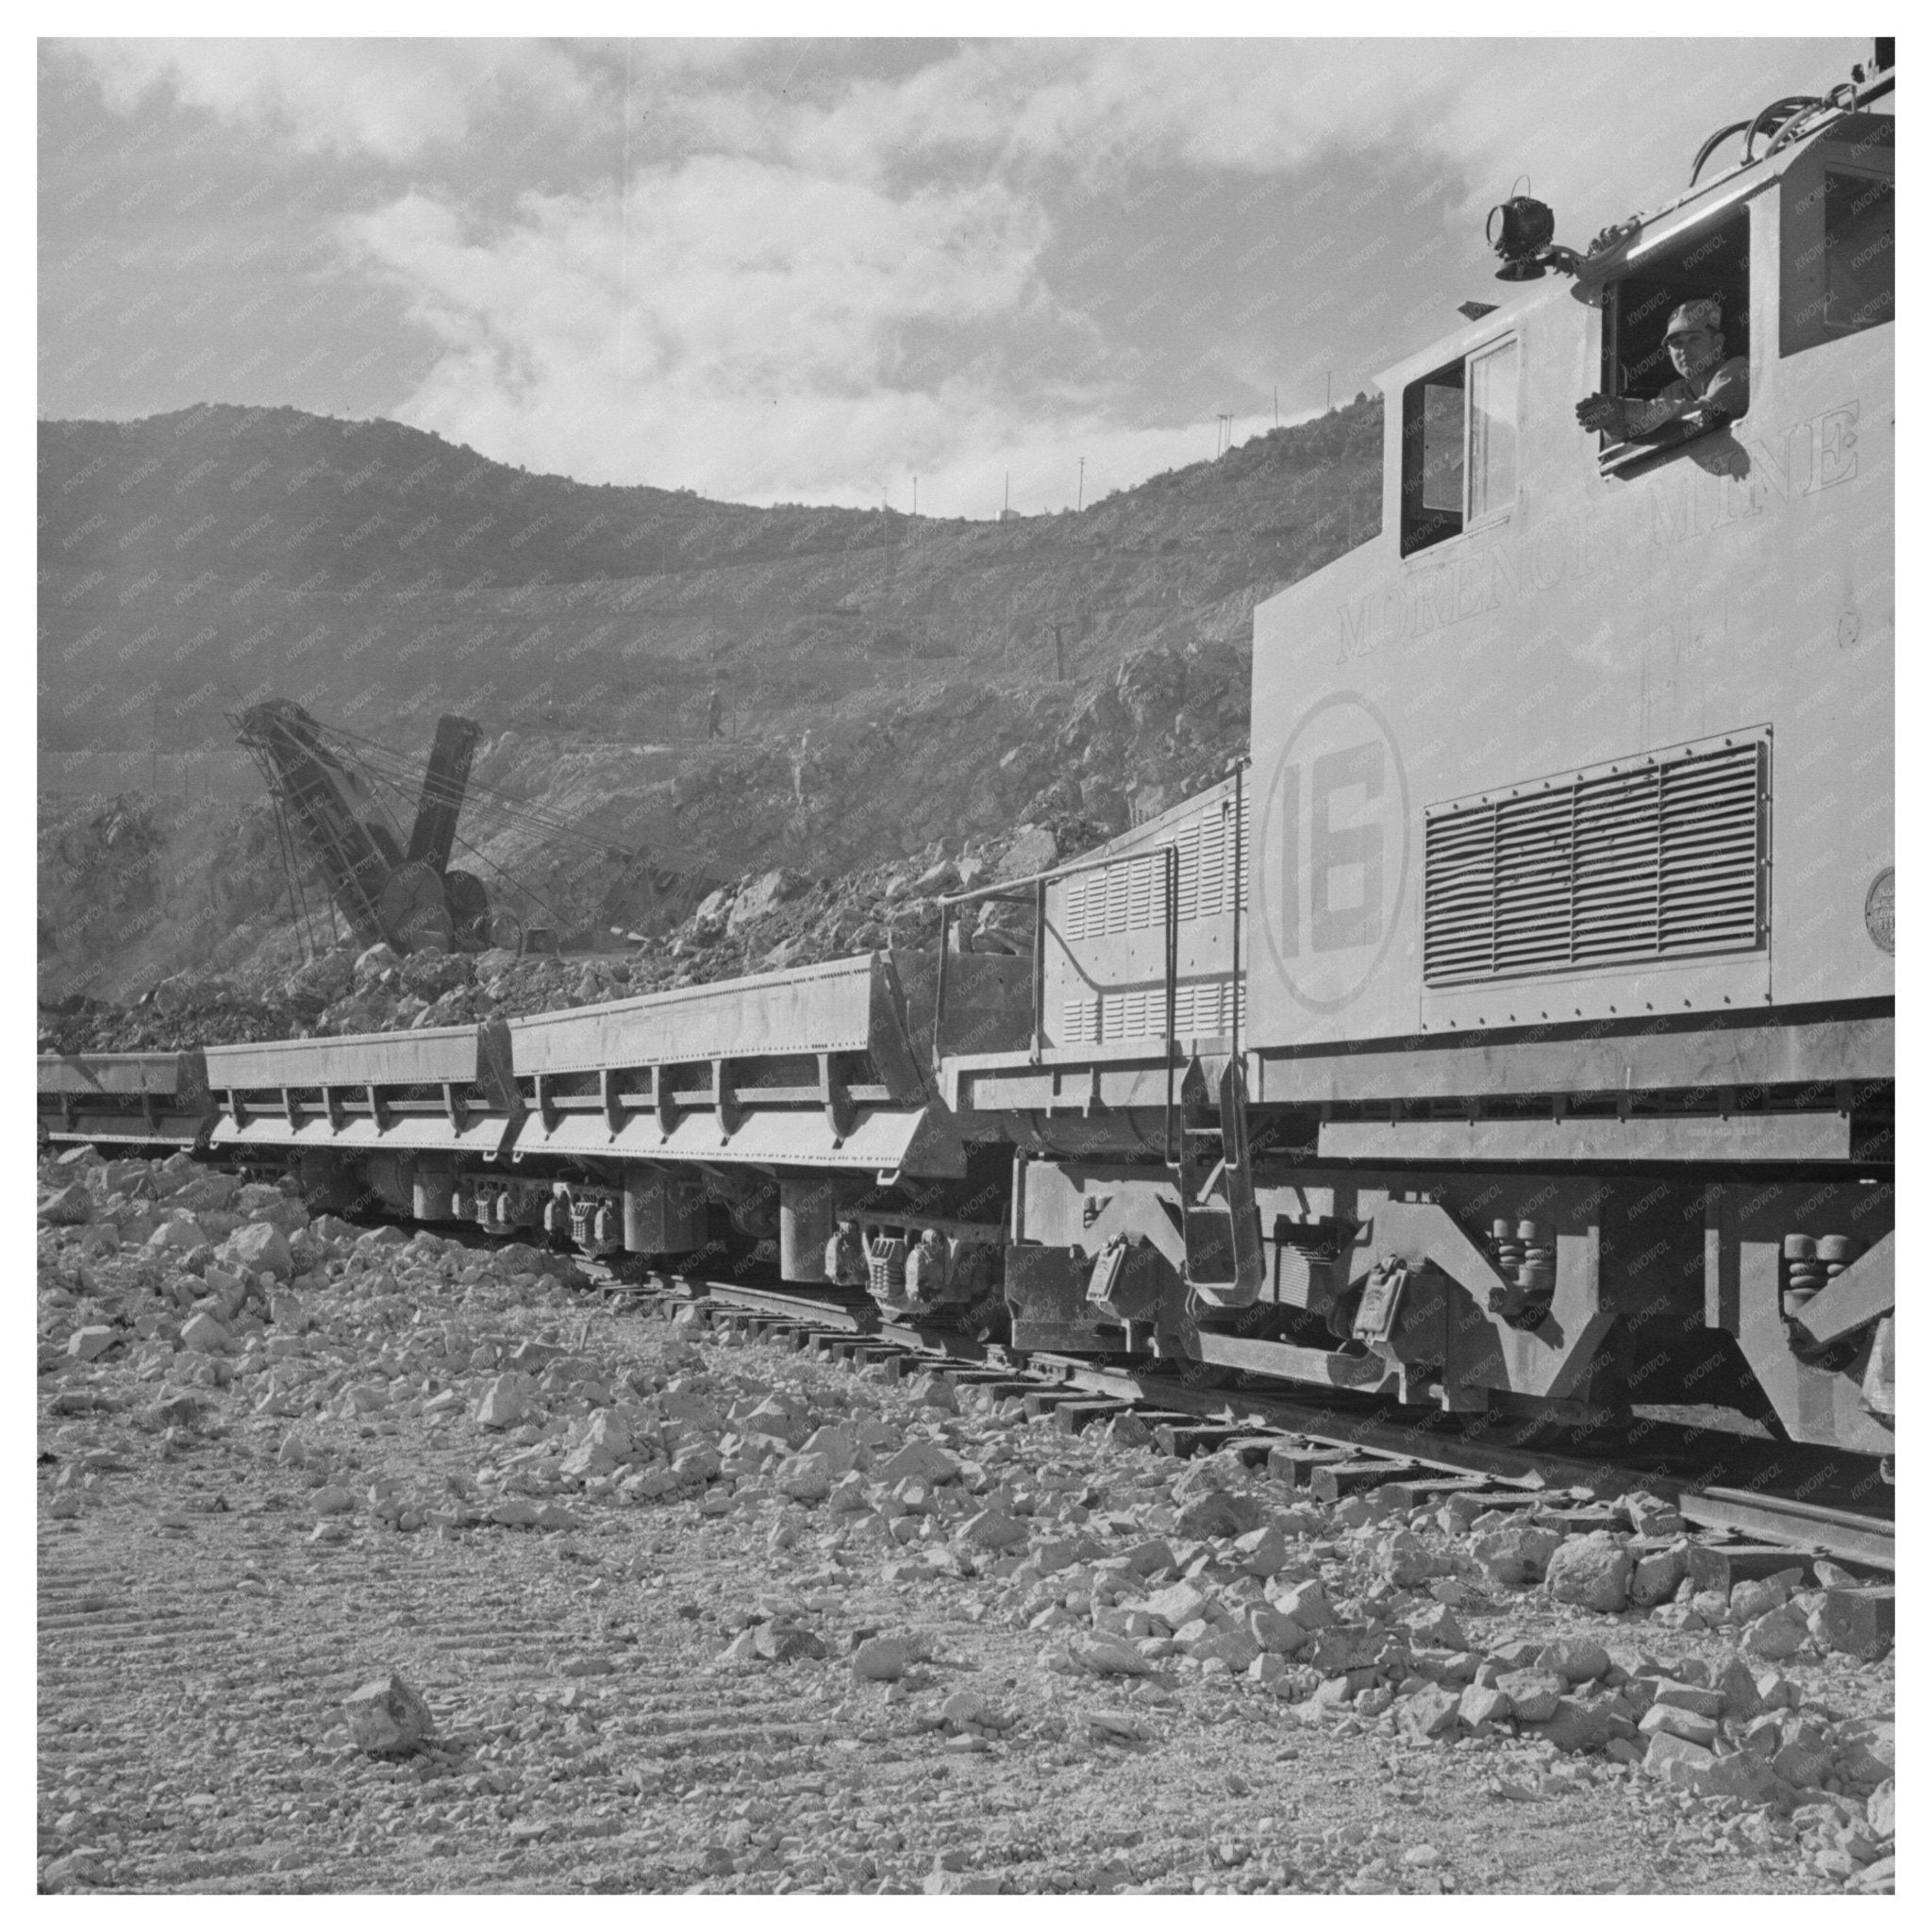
left=1574, top=297, right=1748, bottom=443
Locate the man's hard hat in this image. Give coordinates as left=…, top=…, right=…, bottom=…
left=1665, top=297, right=1724, bottom=340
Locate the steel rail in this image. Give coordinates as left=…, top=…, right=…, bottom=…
left=646, top=1274, right=1894, bottom=1574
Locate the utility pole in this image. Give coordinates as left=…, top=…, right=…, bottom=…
left=1326, top=371, right=1333, bottom=412
left=1273, top=385, right=1279, bottom=427
left=1051, top=622, right=1065, bottom=682
left=1076, top=457, right=1084, bottom=512
left=912, top=475, right=918, bottom=518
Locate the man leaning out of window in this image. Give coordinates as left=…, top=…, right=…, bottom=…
left=1574, top=297, right=1748, bottom=443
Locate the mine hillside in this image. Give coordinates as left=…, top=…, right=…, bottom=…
left=38, top=395, right=1380, bottom=1050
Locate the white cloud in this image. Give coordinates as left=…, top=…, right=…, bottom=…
left=63, top=38, right=599, bottom=160
left=341, top=158, right=1087, bottom=505
left=656, top=39, right=1859, bottom=235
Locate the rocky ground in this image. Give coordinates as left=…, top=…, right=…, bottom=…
left=39, top=1147, right=1895, bottom=1896
left=38, top=814, right=1070, bottom=1056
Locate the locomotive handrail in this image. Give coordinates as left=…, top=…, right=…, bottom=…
left=934, top=836, right=1191, bottom=1146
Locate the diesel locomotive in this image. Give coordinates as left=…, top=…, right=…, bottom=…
left=40, top=50, right=1895, bottom=1461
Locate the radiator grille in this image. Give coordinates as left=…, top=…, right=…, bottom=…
left=1060, top=794, right=1252, bottom=939
left=1424, top=739, right=1765, bottom=986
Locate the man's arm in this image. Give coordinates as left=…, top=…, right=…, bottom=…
left=1574, top=391, right=1687, bottom=439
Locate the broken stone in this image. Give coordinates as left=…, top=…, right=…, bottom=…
left=474, top=1374, right=530, bottom=1430
left=1174, top=1488, right=1266, bottom=1540
left=1690, top=1752, right=1781, bottom=1806
left=1271, top=1578, right=1335, bottom=1629
left=1072, top=1637, right=1153, bottom=1677
left=1086, top=1708, right=1152, bottom=1745
left=1248, top=1608, right=1311, bottom=1655
left=1741, top=1607, right=1808, bottom=1660
left=1187, top=1625, right=1260, bottom=1672
left=776, top=1453, right=835, bottom=1503
left=1396, top=1685, right=1462, bottom=1740
left=219, top=1220, right=294, bottom=1281
left=1543, top=1535, right=1632, bottom=1612
left=1140, top=1580, right=1213, bottom=1630
left=64, top=1325, right=118, bottom=1362
left=1622, top=1491, right=1685, bottom=1538
left=1627, top=1545, right=1687, bottom=1607
left=798, top=1424, right=858, bottom=1475
left=754, top=1624, right=826, bottom=1663
left=1640, top=1704, right=1719, bottom=1748
left=958, top=1508, right=1029, bottom=1552
left=1807, top=1589, right=1892, bottom=1662
left=851, top=1635, right=922, bottom=1682
left=1408, top=1603, right=1468, bottom=1652
left=1526, top=1697, right=1621, bottom=1756
left=1644, top=1731, right=1716, bottom=1787
left=38, top=1183, right=94, bottom=1225
left=1494, top=1669, right=1564, bottom=1723
left=1232, top=1525, right=1287, bottom=1575
left=1458, top=1683, right=1512, bottom=1728
left=1648, top=1678, right=1724, bottom=1718
left=1713, top=1657, right=1763, bottom=1719
left=1834, top=1716, right=1894, bottom=1786
left=1535, top=1635, right=1610, bottom=1683
left=178, top=1311, right=229, bottom=1355
left=344, top=1673, right=433, bottom=1755
left=1375, top=1528, right=1439, bottom=1588
left=1472, top=1523, right=1563, bottom=1589
left=874, top=1441, right=959, bottom=1487
left=1729, top=1574, right=1794, bottom=1623
left=1867, top=1780, right=1895, bottom=1840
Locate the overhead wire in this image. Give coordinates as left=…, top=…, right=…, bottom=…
left=344, top=743, right=579, bottom=936
left=324, top=715, right=724, bottom=871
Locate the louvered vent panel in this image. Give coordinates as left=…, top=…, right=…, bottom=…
left=1424, top=741, right=1764, bottom=986
left=1061, top=995, right=1099, bottom=1044
left=1175, top=825, right=1200, bottom=923
left=1198, top=816, right=1226, bottom=917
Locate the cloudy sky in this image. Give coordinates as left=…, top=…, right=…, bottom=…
left=39, top=35, right=1869, bottom=514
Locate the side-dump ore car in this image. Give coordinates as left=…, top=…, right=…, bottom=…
left=39, top=51, right=1894, bottom=1462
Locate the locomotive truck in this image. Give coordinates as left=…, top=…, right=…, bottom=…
left=41, top=49, right=1894, bottom=1463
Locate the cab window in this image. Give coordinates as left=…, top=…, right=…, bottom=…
left=1400, top=336, right=1519, bottom=558
left=1781, top=114, right=1893, bottom=355
left=1600, top=208, right=1749, bottom=421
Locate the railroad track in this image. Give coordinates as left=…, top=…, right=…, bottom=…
left=591, top=1270, right=1894, bottom=1576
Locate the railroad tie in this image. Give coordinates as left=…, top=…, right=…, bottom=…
left=1307, top=1457, right=1430, bottom=1502
left=1152, top=1421, right=1256, bottom=1458
left=1018, top=1389, right=1091, bottom=1420
left=1263, top=1441, right=1357, bottom=1486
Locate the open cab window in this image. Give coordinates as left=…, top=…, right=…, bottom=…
left=1781, top=112, right=1893, bottom=355
left=1596, top=207, right=1749, bottom=475
left=1400, top=336, right=1519, bottom=558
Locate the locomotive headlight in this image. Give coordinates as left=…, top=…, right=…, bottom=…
left=1487, top=194, right=1557, bottom=280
